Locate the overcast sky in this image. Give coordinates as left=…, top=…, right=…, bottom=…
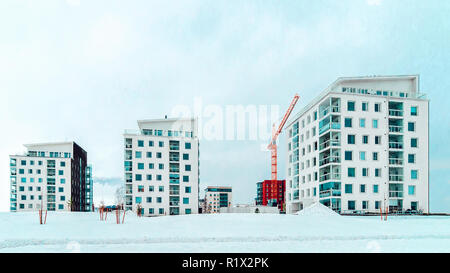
left=1, top=0, right=449, bottom=212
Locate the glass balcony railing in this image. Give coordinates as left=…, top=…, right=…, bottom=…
left=389, top=126, right=403, bottom=133
left=319, top=189, right=341, bottom=198
left=389, top=158, right=403, bottom=165
left=389, top=109, right=404, bottom=117
left=319, top=156, right=340, bottom=166
left=389, top=191, right=404, bottom=198
left=389, top=142, right=403, bottom=149
left=319, top=173, right=341, bottom=182
left=389, top=175, right=404, bottom=181
left=319, top=139, right=340, bottom=150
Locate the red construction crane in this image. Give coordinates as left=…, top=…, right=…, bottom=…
left=267, top=94, right=300, bottom=181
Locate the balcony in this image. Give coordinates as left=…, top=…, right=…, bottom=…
left=169, top=201, right=179, bottom=206
left=389, top=158, right=403, bottom=165
left=389, top=125, right=403, bottom=133
left=389, top=191, right=404, bottom=198
left=319, top=156, right=340, bottom=167
left=319, top=172, right=341, bottom=182
left=319, top=189, right=341, bottom=198
left=389, top=174, right=404, bottom=181
left=389, top=109, right=403, bottom=117
left=169, top=191, right=180, bottom=195
left=319, top=139, right=340, bottom=151
left=389, top=142, right=403, bottom=149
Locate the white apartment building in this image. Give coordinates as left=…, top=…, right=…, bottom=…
left=9, top=142, right=93, bottom=212
left=285, top=75, right=429, bottom=214
left=204, top=186, right=232, bottom=213
left=124, top=117, right=199, bottom=216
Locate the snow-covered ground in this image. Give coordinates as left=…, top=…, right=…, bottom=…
left=0, top=206, right=449, bottom=253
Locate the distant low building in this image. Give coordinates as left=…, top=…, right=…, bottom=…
left=204, top=186, right=232, bottom=213
left=255, top=180, right=286, bottom=212
left=220, top=204, right=279, bottom=214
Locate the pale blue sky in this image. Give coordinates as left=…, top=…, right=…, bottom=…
left=0, top=0, right=449, bottom=212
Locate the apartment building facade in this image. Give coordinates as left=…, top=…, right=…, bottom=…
left=255, top=180, right=285, bottom=212
left=124, top=118, right=199, bottom=216
left=204, top=186, right=232, bottom=213
left=9, top=142, right=93, bottom=212
left=285, top=75, right=429, bottom=214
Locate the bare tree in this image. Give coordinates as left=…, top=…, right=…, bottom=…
left=115, top=186, right=125, bottom=205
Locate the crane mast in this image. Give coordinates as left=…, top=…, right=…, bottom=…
left=267, top=94, right=300, bottom=181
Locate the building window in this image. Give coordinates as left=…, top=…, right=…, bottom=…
left=183, top=197, right=189, bottom=204
left=372, top=152, right=378, bottom=161
left=185, top=142, right=191, bottom=149
left=375, top=168, right=381, bottom=177
left=183, top=154, right=189, bottom=160
left=345, top=118, right=352, bottom=128
left=411, top=170, right=418, bottom=179
left=360, top=152, right=366, bottom=161
left=347, top=101, right=355, bottom=111
left=135, top=197, right=142, bottom=204
left=408, top=154, right=416, bottom=163
left=185, top=186, right=191, bottom=193
left=360, top=184, right=366, bottom=193
left=373, top=184, right=379, bottom=193
left=135, top=174, right=142, bottom=181
left=408, top=122, right=415, bottom=132
left=156, top=152, right=162, bottom=158
left=185, top=165, right=191, bottom=171
left=149, top=163, right=154, bottom=169
left=159, top=141, right=164, bottom=147
left=348, top=201, right=355, bottom=210
left=348, top=168, right=356, bottom=178
left=372, top=119, right=378, bottom=128
left=138, top=163, right=144, bottom=170
left=347, top=135, right=355, bottom=144
left=149, top=141, right=154, bottom=147
left=360, top=118, right=365, bottom=128
left=345, top=151, right=353, bottom=161
left=374, top=103, right=381, bottom=112
left=138, top=140, right=144, bottom=147
left=362, top=168, right=369, bottom=177
left=362, top=102, right=368, bottom=111
left=183, top=176, right=189, bottom=182
left=135, top=151, right=142, bottom=158
left=408, top=186, right=416, bottom=195
left=146, top=152, right=152, bottom=158
left=411, top=138, right=418, bottom=148
left=362, top=135, right=369, bottom=144
left=185, top=209, right=191, bottom=214
left=411, top=106, right=418, bottom=116
left=374, top=136, right=381, bottom=145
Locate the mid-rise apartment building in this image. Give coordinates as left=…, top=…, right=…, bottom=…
left=204, top=186, right=232, bottom=213
left=255, top=180, right=285, bottom=211
left=124, top=117, right=199, bottom=216
left=285, top=75, right=429, bottom=214
left=9, top=142, right=93, bottom=212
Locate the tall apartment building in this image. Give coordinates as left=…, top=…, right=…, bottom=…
left=285, top=75, right=429, bottom=214
left=9, top=142, right=93, bottom=212
left=255, top=180, right=285, bottom=212
left=124, top=117, right=199, bottom=216
left=204, top=186, right=232, bottom=213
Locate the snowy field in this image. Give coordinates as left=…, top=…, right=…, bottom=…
left=0, top=205, right=449, bottom=253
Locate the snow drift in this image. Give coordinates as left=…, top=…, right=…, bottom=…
left=297, top=202, right=340, bottom=217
